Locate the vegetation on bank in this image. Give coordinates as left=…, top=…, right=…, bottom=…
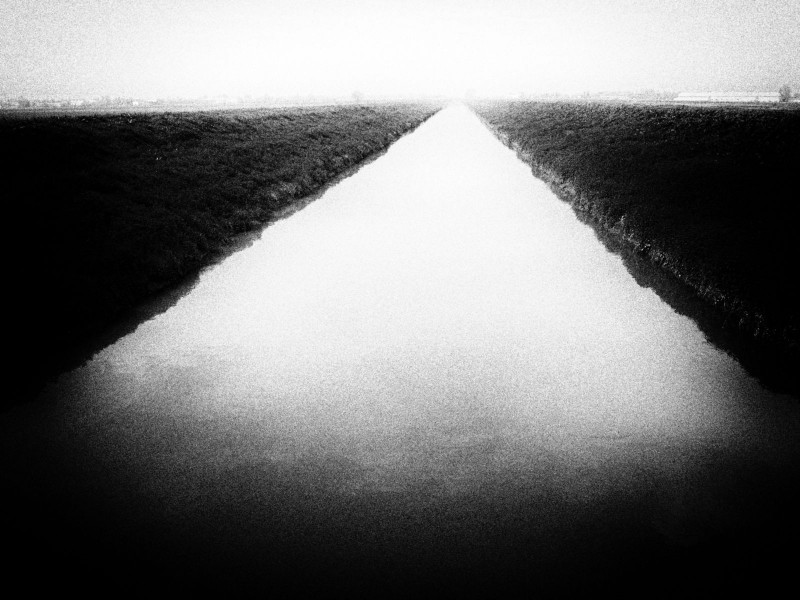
left=4, top=103, right=439, bottom=402
left=472, top=101, right=800, bottom=394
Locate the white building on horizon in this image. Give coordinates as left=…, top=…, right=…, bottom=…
left=673, top=92, right=781, bottom=103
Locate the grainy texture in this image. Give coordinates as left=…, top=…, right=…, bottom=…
left=3, top=104, right=440, bottom=401
left=472, top=100, right=800, bottom=392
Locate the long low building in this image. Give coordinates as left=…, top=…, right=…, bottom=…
left=674, top=92, right=781, bottom=103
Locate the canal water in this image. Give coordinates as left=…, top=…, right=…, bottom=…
left=3, top=106, right=798, bottom=593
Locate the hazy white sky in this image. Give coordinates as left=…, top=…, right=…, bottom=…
left=1, top=0, right=798, bottom=99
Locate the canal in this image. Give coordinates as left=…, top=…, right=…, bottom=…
left=3, top=105, right=798, bottom=594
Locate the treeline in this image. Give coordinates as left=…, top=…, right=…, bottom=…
left=472, top=101, right=800, bottom=395
left=3, top=103, right=440, bottom=403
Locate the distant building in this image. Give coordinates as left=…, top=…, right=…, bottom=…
left=673, top=92, right=781, bottom=103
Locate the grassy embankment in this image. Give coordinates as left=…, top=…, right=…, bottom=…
left=472, top=101, right=800, bottom=395
left=3, top=103, right=440, bottom=403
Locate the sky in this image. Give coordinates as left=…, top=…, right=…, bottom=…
left=1, top=0, right=798, bottom=99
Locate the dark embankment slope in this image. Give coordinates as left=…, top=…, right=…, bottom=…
left=3, top=103, right=439, bottom=404
left=472, top=101, right=800, bottom=396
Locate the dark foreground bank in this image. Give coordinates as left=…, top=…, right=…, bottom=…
left=7, top=473, right=797, bottom=597
left=472, top=101, right=800, bottom=395
left=3, top=103, right=439, bottom=404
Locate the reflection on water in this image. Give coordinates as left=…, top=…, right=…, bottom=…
left=3, top=106, right=799, bottom=593
left=583, top=222, right=800, bottom=397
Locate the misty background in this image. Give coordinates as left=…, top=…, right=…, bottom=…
left=2, top=0, right=798, bottom=101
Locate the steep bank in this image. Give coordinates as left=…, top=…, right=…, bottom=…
left=4, top=103, right=440, bottom=403
left=472, top=101, right=799, bottom=395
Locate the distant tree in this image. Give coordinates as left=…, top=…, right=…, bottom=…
left=779, top=85, right=791, bottom=102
